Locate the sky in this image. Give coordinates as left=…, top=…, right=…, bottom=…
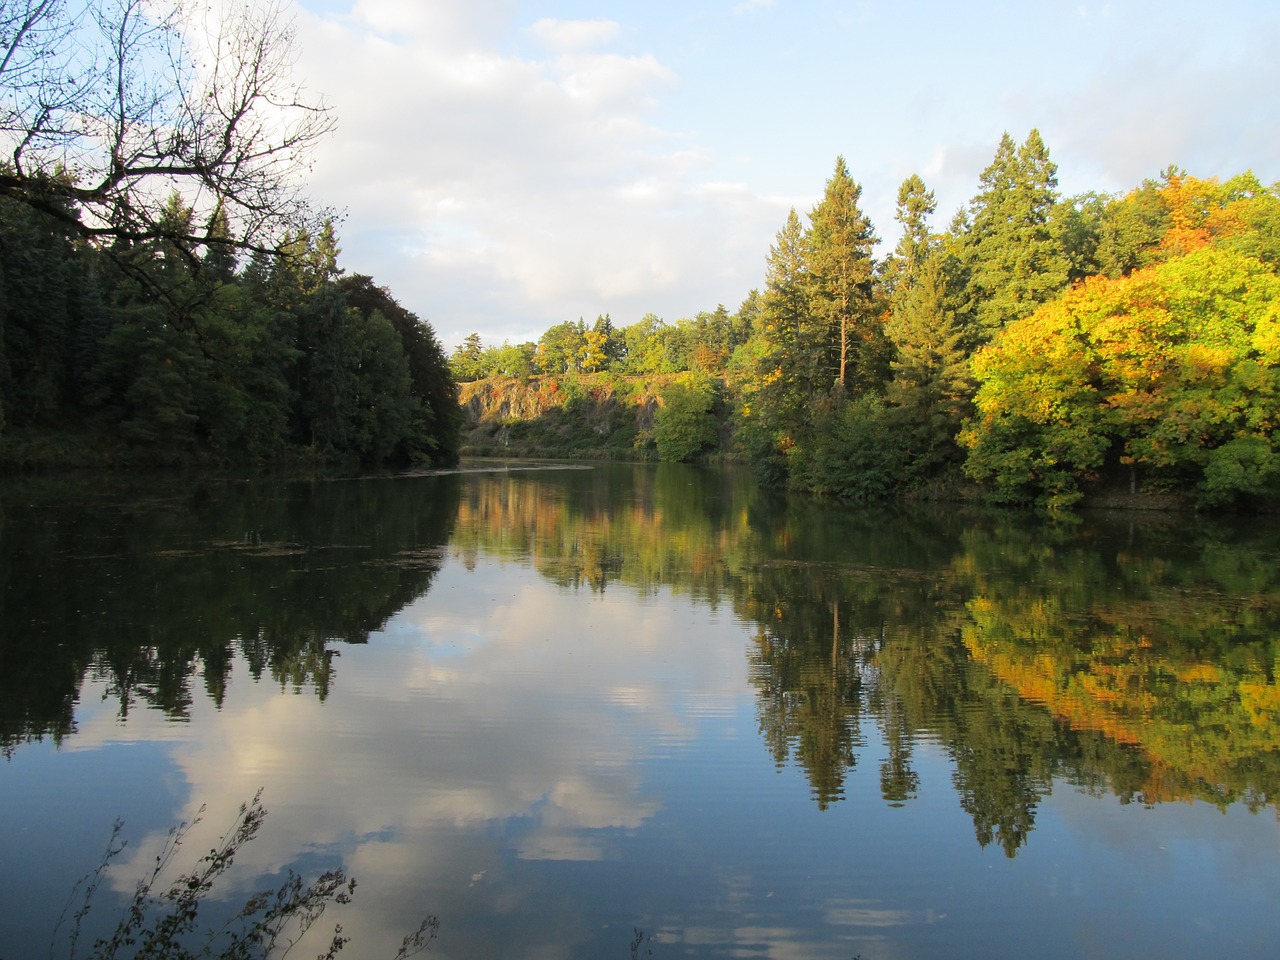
left=285, top=0, right=1280, bottom=351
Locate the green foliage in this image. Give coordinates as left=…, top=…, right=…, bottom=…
left=881, top=172, right=937, bottom=299
left=962, top=247, right=1280, bottom=507
left=654, top=376, right=720, bottom=462
left=746, top=207, right=827, bottom=451
left=884, top=253, right=973, bottom=477
left=0, top=199, right=460, bottom=470
left=959, top=130, right=1070, bottom=342
left=803, top=157, right=883, bottom=391
left=0, top=191, right=91, bottom=427
left=535, top=319, right=587, bottom=374
left=450, top=332, right=486, bottom=381
left=798, top=394, right=907, bottom=502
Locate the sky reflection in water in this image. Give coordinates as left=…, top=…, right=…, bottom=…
left=2, top=464, right=1279, bottom=960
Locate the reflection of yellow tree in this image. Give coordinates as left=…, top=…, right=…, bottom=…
left=447, top=465, right=1280, bottom=842
left=959, top=518, right=1280, bottom=810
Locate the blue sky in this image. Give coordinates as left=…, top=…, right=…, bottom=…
left=289, top=0, right=1280, bottom=349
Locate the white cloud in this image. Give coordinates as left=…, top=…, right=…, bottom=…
left=280, top=0, right=1280, bottom=349
left=530, top=18, right=621, bottom=52
left=291, top=2, right=781, bottom=346
left=80, top=555, right=750, bottom=956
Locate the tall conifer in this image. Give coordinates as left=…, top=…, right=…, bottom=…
left=883, top=173, right=937, bottom=298
left=962, top=130, right=1069, bottom=342
left=804, top=157, right=881, bottom=391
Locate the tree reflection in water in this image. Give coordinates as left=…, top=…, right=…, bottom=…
left=3, top=465, right=1279, bottom=857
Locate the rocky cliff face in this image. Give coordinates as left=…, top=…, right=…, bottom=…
left=456, top=375, right=671, bottom=457
left=459, top=376, right=664, bottom=425
left=459, top=377, right=565, bottom=423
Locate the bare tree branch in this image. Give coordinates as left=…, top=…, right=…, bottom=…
left=0, top=0, right=335, bottom=255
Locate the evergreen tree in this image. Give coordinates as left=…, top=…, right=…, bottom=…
left=962, top=130, right=1070, bottom=342
left=884, top=253, right=973, bottom=472
left=804, top=157, right=882, bottom=391
left=339, top=274, right=461, bottom=465
left=451, top=333, right=486, bottom=381
left=752, top=208, right=819, bottom=437
left=0, top=193, right=79, bottom=425
left=883, top=173, right=937, bottom=298
left=203, top=206, right=239, bottom=284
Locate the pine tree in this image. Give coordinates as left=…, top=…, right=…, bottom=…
left=963, top=130, right=1069, bottom=342
left=203, top=206, right=239, bottom=284
left=803, top=157, right=882, bottom=391
left=884, top=253, right=972, bottom=470
left=451, top=333, right=486, bottom=381
left=883, top=173, right=937, bottom=299
left=754, top=207, right=821, bottom=432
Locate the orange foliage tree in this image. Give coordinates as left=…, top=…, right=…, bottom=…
left=962, top=246, right=1280, bottom=506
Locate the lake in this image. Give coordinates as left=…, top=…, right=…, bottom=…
left=2, top=461, right=1278, bottom=960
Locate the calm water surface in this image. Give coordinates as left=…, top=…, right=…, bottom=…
left=2, top=462, right=1279, bottom=959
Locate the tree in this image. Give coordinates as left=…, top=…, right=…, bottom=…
left=804, top=156, right=882, bottom=391
left=754, top=209, right=814, bottom=417
left=579, top=314, right=620, bottom=373
left=451, top=332, right=486, bottom=381
left=960, top=246, right=1280, bottom=507
left=653, top=375, right=720, bottom=462
left=882, top=173, right=937, bottom=298
left=339, top=274, right=461, bottom=465
left=0, top=0, right=334, bottom=256
left=535, top=320, right=586, bottom=374
left=884, top=253, right=973, bottom=473
left=0, top=189, right=85, bottom=426
left=961, top=130, right=1070, bottom=342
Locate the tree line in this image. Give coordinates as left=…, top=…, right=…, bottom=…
left=0, top=194, right=462, bottom=468
left=452, top=133, right=1280, bottom=508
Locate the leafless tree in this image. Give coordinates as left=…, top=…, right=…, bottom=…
left=0, top=0, right=334, bottom=255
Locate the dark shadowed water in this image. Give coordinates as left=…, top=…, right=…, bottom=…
left=2, top=462, right=1279, bottom=959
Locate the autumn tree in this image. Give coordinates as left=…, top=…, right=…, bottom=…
left=961, top=246, right=1280, bottom=507
left=579, top=314, right=621, bottom=373
left=535, top=320, right=586, bottom=374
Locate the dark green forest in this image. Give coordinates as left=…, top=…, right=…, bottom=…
left=0, top=197, right=462, bottom=470
left=452, top=135, right=1280, bottom=509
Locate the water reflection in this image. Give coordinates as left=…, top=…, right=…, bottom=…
left=0, top=474, right=460, bottom=753
left=441, top=468, right=1280, bottom=853
left=4, top=467, right=1280, bottom=850
left=3, top=465, right=1280, bottom=957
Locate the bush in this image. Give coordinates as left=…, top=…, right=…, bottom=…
left=653, top=376, right=720, bottom=462
left=803, top=394, right=908, bottom=503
